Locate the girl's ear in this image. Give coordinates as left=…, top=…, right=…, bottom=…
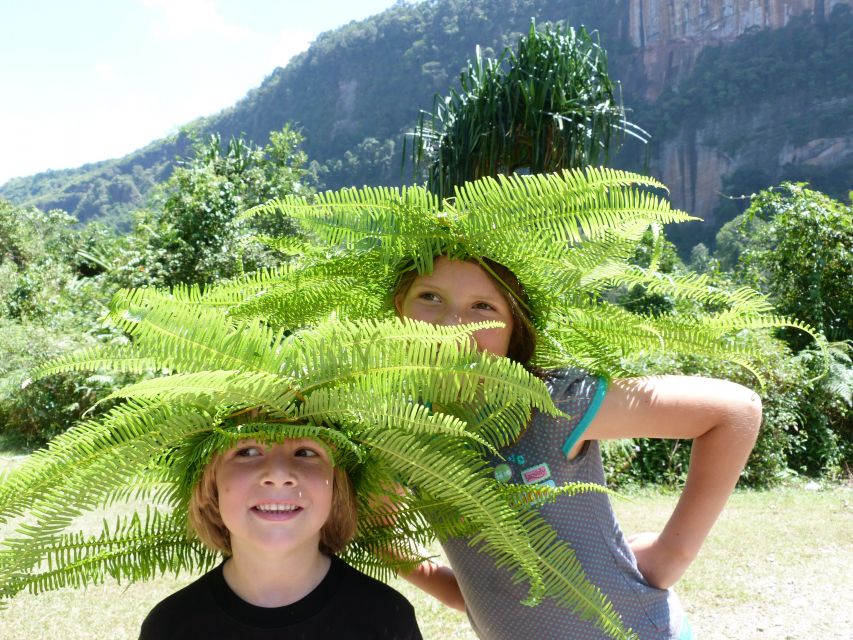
left=394, top=293, right=404, bottom=316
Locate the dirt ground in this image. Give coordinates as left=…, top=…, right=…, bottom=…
left=619, top=484, right=853, bottom=640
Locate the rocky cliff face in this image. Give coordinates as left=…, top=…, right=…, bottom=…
left=654, top=96, right=853, bottom=232
left=621, top=0, right=853, bottom=238
left=627, top=0, right=850, bottom=99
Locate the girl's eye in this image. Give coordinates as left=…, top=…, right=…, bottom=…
left=236, top=446, right=262, bottom=458
left=474, top=302, right=496, bottom=311
left=418, top=292, right=440, bottom=302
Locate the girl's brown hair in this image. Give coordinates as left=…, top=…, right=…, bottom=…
left=188, top=450, right=358, bottom=556
left=392, top=256, right=537, bottom=365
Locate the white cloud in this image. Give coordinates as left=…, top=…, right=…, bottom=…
left=94, top=63, right=117, bottom=83
left=137, top=0, right=252, bottom=40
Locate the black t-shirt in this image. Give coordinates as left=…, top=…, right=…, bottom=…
left=140, top=556, right=422, bottom=639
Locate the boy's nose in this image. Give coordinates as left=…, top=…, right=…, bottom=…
left=260, top=454, right=297, bottom=486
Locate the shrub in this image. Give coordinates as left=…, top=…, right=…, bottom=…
left=603, top=331, right=850, bottom=488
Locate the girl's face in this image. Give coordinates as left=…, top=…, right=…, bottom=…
left=216, top=438, right=334, bottom=557
left=395, top=256, right=514, bottom=357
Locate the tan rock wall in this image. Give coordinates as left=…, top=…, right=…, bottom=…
left=650, top=99, right=853, bottom=224
left=627, top=0, right=852, bottom=98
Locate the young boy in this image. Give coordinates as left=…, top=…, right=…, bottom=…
left=140, top=437, right=423, bottom=639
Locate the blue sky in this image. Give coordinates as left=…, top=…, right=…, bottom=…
left=0, top=0, right=401, bottom=185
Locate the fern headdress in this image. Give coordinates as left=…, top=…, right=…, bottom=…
left=0, top=292, right=637, bottom=638
left=237, top=167, right=822, bottom=380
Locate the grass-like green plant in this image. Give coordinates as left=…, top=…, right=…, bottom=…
left=407, top=21, right=647, bottom=200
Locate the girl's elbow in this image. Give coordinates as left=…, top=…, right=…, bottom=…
left=448, top=592, right=468, bottom=612
left=729, top=382, right=763, bottom=442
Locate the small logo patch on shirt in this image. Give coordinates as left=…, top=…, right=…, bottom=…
left=521, top=463, right=551, bottom=484
left=493, top=463, right=513, bottom=482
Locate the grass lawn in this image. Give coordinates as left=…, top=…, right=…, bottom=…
left=1, top=448, right=851, bottom=639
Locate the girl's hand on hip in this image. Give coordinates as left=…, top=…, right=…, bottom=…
left=627, top=531, right=693, bottom=590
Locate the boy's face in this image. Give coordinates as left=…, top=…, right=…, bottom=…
left=215, top=438, right=334, bottom=557
left=395, top=256, right=514, bottom=357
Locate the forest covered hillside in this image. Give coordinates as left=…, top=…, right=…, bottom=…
left=2, top=0, right=851, bottom=253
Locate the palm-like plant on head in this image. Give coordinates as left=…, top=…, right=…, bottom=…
left=407, top=21, right=648, bottom=201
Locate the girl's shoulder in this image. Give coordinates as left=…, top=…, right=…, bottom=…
left=540, top=367, right=602, bottom=403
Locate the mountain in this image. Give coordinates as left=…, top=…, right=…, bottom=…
left=2, top=0, right=851, bottom=252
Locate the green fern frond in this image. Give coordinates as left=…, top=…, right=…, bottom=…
left=236, top=168, right=808, bottom=385
left=107, top=290, right=297, bottom=376
left=455, top=169, right=692, bottom=253
left=594, top=266, right=774, bottom=314
left=8, top=317, right=584, bottom=618
left=522, top=513, right=638, bottom=640
left=197, top=253, right=393, bottom=329
left=30, top=345, right=157, bottom=380
left=1, top=508, right=217, bottom=601
left=244, top=186, right=447, bottom=273
left=249, top=233, right=316, bottom=258
left=355, top=427, right=545, bottom=604
left=296, top=392, right=499, bottom=455
left=0, top=404, right=210, bottom=530
left=500, top=482, right=616, bottom=509
left=235, top=169, right=821, bottom=391
left=102, top=370, right=300, bottom=415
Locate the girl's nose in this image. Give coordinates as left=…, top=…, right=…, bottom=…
left=442, top=310, right=464, bottom=326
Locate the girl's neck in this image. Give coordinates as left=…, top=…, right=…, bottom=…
left=222, top=545, right=332, bottom=608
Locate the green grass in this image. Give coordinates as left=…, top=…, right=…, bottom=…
left=612, top=484, right=853, bottom=639
left=1, top=448, right=851, bottom=639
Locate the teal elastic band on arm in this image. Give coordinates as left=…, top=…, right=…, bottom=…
left=562, top=377, right=608, bottom=457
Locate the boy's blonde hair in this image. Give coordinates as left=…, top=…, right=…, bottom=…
left=188, top=449, right=358, bottom=556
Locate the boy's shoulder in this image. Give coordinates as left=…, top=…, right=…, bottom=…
left=330, top=557, right=421, bottom=637
left=140, top=558, right=421, bottom=639
left=333, top=556, right=414, bottom=608
left=139, top=566, right=221, bottom=638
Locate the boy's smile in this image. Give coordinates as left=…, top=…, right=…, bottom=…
left=216, top=438, right=334, bottom=556
left=251, top=501, right=303, bottom=520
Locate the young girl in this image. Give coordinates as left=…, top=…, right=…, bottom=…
left=395, top=255, right=762, bottom=640
left=140, top=437, right=423, bottom=640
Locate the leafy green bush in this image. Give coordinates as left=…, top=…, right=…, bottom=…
left=731, top=183, right=852, bottom=348
left=0, top=203, right=131, bottom=447
left=0, top=318, right=127, bottom=448
left=603, top=332, right=851, bottom=488
left=112, top=127, right=314, bottom=289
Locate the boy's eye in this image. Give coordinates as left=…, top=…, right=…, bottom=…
left=295, top=447, right=320, bottom=458
left=236, top=446, right=262, bottom=458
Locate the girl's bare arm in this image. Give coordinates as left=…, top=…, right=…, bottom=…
left=582, top=375, right=762, bottom=588
left=401, top=561, right=466, bottom=611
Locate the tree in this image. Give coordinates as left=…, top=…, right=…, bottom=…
left=721, top=183, right=852, bottom=348
left=0, top=202, right=128, bottom=446
left=409, top=20, right=644, bottom=199
left=122, top=127, right=314, bottom=288
left=713, top=183, right=852, bottom=477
